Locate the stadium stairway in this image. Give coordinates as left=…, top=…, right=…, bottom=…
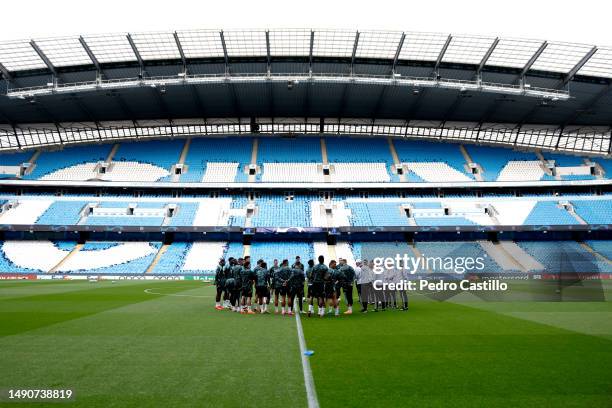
left=387, top=138, right=406, bottom=182
left=248, top=138, right=259, bottom=183
left=579, top=242, right=612, bottom=265
left=498, top=241, right=544, bottom=270
left=459, top=145, right=483, bottom=181
left=145, top=244, right=170, bottom=274
left=479, top=241, right=526, bottom=272
left=535, top=151, right=557, bottom=180
left=320, top=138, right=332, bottom=183
left=172, top=138, right=191, bottom=182
left=48, top=243, right=84, bottom=273
left=106, top=144, right=120, bottom=163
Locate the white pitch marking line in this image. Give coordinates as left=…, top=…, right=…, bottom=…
left=144, top=288, right=213, bottom=298
left=295, top=311, right=320, bottom=408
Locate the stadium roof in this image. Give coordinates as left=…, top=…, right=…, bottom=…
left=0, top=29, right=610, bottom=154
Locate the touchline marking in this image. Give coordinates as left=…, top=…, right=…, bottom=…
left=144, top=288, right=213, bottom=298
left=295, top=312, right=320, bottom=408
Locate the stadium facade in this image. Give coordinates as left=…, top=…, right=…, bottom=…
left=0, top=29, right=610, bottom=278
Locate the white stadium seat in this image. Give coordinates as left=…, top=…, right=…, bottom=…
left=182, top=242, right=226, bottom=272
left=202, top=162, right=239, bottom=183
left=0, top=200, right=54, bottom=224
left=330, top=163, right=390, bottom=182
left=497, top=161, right=545, bottom=181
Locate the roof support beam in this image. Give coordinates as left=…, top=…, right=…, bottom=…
left=517, top=41, right=547, bottom=84
left=0, top=62, right=12, bottom=81
left=391, top=33, right=406, bottom=74
left=308, top=30, right=314, bottom=73
left=433, top=35, right=452, bottom=77
left=79, top=36, right=102, bottom=73
left=476, top=37, right=499, bottom=77
left=30, top=40, right=57, bottom=77
left=562, top=46, right=597, bottom=86
left=350, top=31, right=360, bottom=75
left=265, top=30, right=271, bottom=74
left=126, top=33, right=146, bottom=76
left=220, top=31, right=230, bottom=75
left=173, top=32, right=188, bottom=73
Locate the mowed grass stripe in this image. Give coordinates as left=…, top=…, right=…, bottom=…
left=301, top=294, right=612, bottom=408
left=0, top=281, right=191, bottom=336
left=0, top=280, right=107, bottom=300
left=0, top=281, right=306, bottom=408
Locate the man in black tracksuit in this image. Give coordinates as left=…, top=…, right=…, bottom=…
left=214, top=258, right=226, bottom=310
left=338, top=258, right=356, bottom=315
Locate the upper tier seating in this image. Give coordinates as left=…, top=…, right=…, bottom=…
left=261, top=163, right=324, bottom=182
left=180, top=137, right=252, bottom=182
left=112, top=140, right=183, bottom=182
left=0, top=151, right=34, bottom=179
left=257, top=137, right=322, bottom=162
left=2, top=138, right=609, bottom=184
left=463, top=145, right=539, bottom=181
left=497, top=161, right=547, bottom=181
left=326, top=137, right=393, bottom=163
left=202, top=162, right=239, bottom=183
left=26, top=145, right=111, bottom=180
left=395, top=139, right=473, bottom=182
left=329, top=163, right=391, bottom=182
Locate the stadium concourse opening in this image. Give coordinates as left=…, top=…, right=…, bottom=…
left=0, top=27, right=611, bottom=408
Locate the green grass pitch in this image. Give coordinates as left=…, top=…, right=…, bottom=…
left=0, top=280, right=611, bottom=407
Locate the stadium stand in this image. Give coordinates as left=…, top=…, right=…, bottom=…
left=517, top=241, right=611, bottom=273
left=463, top=145, right=541, bottom=181
left=182, top=242, right=227, bottom=273
left=37, top=201, right=88, bottom=225
left=251, top=196, right=311, bottom=227
left=112, top=140, right=183, bottom=181
left=415, top=241, right=505, bottom=273
left=180, top=137, right=252, bottom=182
left=149, top=242, right=190, bottom=274
left=257, top=137, right=322, bottom=162
left=523, top=202, right=578, bottom=225
left=394, top=139, right=473, bottom=182
left=250, top=241, right=314, bottom=263
left=572, top=200, right=611, bottom=224
left=26, top=145, right=111, bottom=180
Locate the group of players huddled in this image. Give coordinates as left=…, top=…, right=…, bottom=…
left=214, top=254, right=409, bottom=317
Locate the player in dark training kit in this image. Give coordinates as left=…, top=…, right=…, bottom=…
left=326, top=260, right=340, bottom=316
left=305, top=259, right=315, bottom=316
left=338, top=258, right=356, bottom=314
left=269, top=259, right=281, bottom=314
left=229, top=258, right=244, bottom=312
left=254, top=260, right=271, bottom=313
left=240, top=260, right=256, bottom=314
left=310, top=255, right=329, bottom=317
left=288, top=262, right=306, bottom=314
left=275, top=260, right=293, bottom=315
left=214, top=258, right=226, bottom=310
